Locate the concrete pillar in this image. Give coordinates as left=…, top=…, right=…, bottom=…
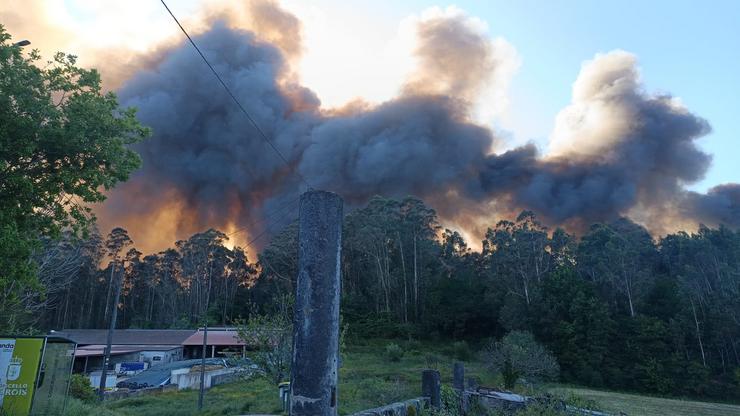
left=453, top=362, right=465, bottom=391
left=290, top=190, right=343, bottom=416
left=422, top=370, right=441, bottom=409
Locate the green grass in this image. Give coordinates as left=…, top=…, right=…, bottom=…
left=548, top=386, right=740, bottom=416
left=62, top=340, right=740, bottom=416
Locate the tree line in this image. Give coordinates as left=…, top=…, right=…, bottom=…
left=28, top=195, right=740, bottom=400
left=254, top=196, right=740, bottom=400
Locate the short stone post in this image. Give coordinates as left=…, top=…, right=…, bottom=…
left=467, top=377, right=478, bottom=391
left=422, top=369, right=441, bottom=409
left=453, top=362, right=465, bottom=391
left=290, top=190, right=343, bottom=416
left=453, top=362, right=466, bottom=413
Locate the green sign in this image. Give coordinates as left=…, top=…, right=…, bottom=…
left=1, top=338, right=44, bottom=416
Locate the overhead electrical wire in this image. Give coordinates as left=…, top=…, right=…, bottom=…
left=159, top=0, right=313, bottom=191
left=239, top=201, right=299, bottom=250
left=185, top=194, right=301, bottom=243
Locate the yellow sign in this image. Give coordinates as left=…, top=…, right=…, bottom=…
left=1, top=338, right=44, bottom=416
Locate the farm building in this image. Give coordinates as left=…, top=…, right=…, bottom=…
left=50, top=329, right=192, bottom=373
left=181, top=327, right=247, bottom=359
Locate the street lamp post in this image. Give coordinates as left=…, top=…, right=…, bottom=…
left=12, top=40, right=30, bottom=47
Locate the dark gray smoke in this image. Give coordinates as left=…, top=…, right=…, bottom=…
left=480, top=51, right=714, bottom=229
left=99, top=11, right=738, bottom=252
left=685, top=185, right=740, bottom=229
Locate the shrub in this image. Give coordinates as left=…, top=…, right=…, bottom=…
left=452, top=341, right=472, bottom=361
left=385, top=343, right=404, bottom=362
left=235, top=294, right=293, bottom=385
left=563, top=393, right=602, bottom=411
left=483, top=331, right=559, bottom=389
left=69, top=374, right=96, bottom=403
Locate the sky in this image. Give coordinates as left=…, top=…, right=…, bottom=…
left=2, top=0, right=738, bottom=191
left=290, top=0, right=740, bottom=192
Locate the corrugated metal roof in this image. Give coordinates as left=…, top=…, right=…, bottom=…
left=50, top=329, right=195, bottom=345
left=75, top=346, right=142, bottom=357
left=181, top=330, right=245, bottom=346
left=74, top=344, right=181, bottom=357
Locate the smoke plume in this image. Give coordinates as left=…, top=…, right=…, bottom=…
left=96, top=6, right=737, bottom=252
left=480, top=50, right=715, bottom=231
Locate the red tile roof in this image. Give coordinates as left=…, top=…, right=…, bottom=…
left=181, top=330, right=245, bottom=346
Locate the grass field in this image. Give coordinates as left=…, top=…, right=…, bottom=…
left=62, top=340, right=740, bottom=416
left=548, top=386, right=740, bottom=416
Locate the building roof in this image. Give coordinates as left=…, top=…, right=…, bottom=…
left=75, top=345, right=142, bottom=358
left=181, top=329, right=245, bottom=346
left=50, top=329, right=195, bottom=346
left=74, top=344, right=181, bottom=358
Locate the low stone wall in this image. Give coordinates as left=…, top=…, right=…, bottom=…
left=350, top=397, right=430, bottom=416
left=211, top=371, right=242, bottom=387
left=171, top=367, right=237, bottom=390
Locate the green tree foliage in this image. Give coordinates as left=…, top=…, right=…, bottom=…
left=0, top=25, right=149, bottom=330
left=28, top=194, right=740, bottom=401
left=577, top=218, right=657, bottom=317
left=385, top=343, right=404, bottom=362
left=69, top=374, right=96, bottom=403
left=236, top=295, right=293, bottom=385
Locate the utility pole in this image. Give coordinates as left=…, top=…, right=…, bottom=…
left=198, top=252, right=214, bottom=410
left=99, top=263, right=123, bottom=401
left=290, top=190, right=343, bottom=416
left=197, top=324, right=208, bottom=409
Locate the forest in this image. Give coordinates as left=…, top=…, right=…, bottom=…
left=16, top=195, right=740, bottom=402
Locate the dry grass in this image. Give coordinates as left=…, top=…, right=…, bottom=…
left=548, top=386, right=740, bottom=416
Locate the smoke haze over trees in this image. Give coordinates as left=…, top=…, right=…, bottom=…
left=90, top=1, right=739, bottom=252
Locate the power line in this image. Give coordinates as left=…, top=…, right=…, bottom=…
left=240, top=202, right=299, bottom=250
left=159, top=0, right=312, bottom=191
left=185, top=195, right=301, bottom=243
left=225, top=196, right=300, bottom=238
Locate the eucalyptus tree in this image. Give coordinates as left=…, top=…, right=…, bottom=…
left=483, top=211, right=554, bottom=306
left=577, top=218, right=657, bottom=317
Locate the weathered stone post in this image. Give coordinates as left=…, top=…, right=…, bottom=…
left=453, top=362, right=465, bottom=391
left=290, top=190, right=343, bottom=416
left=467, top=377, right=478, bottom=391
left=421, top=369, right=441, bottom=409
left=453, top=362, right=467, bottom=413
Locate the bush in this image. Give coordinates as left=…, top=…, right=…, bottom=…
left=484, top=331, right=559, bottom=389
left=69, top=374, right=96, bottom=403
left=385, top=343, right=404, bottom=362
left=563, top=393, right=601, bottom=411
left=453, top=341, right=472, bottom=361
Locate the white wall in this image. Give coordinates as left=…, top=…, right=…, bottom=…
left=170, top=367, right=236, bottom=390
left=139, top=348, right=182, bottom=366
